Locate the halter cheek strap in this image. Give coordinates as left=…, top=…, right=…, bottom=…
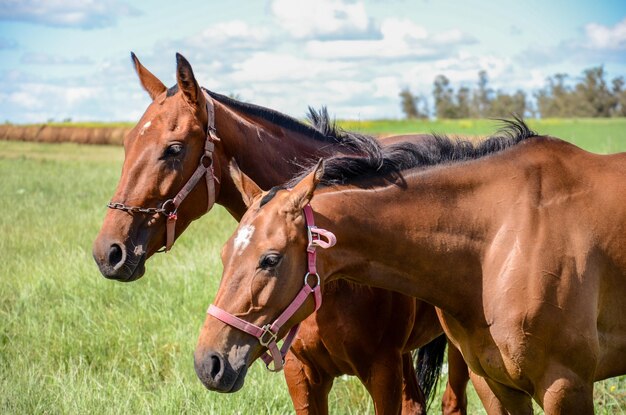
left=207, top=204, right=336, bottom=372
left=162, top=90, right=219, bottom=252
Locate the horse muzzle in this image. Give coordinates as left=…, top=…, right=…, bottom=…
left=194, top=348, right=249, bottom=393
left=92, top=237, right=146, bottom=282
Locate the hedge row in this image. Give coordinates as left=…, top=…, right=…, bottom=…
left=0, top=124, right=131, bottom=146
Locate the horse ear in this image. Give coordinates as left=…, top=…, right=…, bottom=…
left=130, top=52, right=166, bottom=100
left=289, top=159, right=324, bottom=210
left=176, top=53, right=201, bottom=106
left=229, top=159, right=263, bottom=208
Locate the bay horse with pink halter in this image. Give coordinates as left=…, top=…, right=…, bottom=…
left=196, top=123, right=626, bottom=414
left=92, top=53, right=469, bottom=414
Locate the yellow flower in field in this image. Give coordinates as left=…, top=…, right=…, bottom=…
left=610, top=385, right=617, bottom=392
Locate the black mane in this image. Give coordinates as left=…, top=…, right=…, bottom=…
left=204, top=89, right=376, bottom=154
left=287, top=117, right=538, bottom=188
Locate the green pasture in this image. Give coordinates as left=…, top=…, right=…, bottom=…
left=339, top=117, right=626, bottom=154
left=1, top=118, right=626, bottom=414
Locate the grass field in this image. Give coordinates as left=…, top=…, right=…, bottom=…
left=340, top=118, right=626, bottom=154
left=1, top=119, right=626, bottom=414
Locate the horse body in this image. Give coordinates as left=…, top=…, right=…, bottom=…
left=307, top=137, right=626, bottom=411
left=198, top=130, right=626, bottom=413
left=93, top=54, right=466, bottom=414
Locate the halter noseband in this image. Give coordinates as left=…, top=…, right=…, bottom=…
left=207, top=204, right=337, bottom=372
left=107, top=89, right=219, bottom=252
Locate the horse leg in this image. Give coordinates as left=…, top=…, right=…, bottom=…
left=467, top=372, right=510, bottom=415
left=284, top=352, right=334, bottom=415
left=400, top=352, right=426, bottom=415
left=441, top=342, right=468, bottom=415
left=358, top=351, right=408, bottom=415
left=468, top=372, right=534, bottom=415
left=535, top=364, right=594, bottom=414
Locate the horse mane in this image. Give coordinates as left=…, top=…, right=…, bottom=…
left=203, top=88, right=377, bottom=154
left=287, top=116, right=538, bottom=189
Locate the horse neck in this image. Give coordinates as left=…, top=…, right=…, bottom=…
left=314, top=166, right=494, bottom=317
left=212, top=101, right=335, bottom=219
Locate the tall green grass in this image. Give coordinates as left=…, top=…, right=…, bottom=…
left=1, top=123, right=625, bottom=414
left=0, top=141, right=372, bottom=414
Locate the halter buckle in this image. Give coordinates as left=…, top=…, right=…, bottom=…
left=259, top=324, right=277, bottom=347
left=307, top=226, right=317, bottom=252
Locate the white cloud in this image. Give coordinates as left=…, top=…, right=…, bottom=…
left=187, top=20, right=272, bottom=50
left=0, top=0, right=140, bottom=29
left=271, top=0, right=376, bottom=40
left=7, top=91, right=40, bottom=108
left=306, top=18, right=475, bottom=60
left=585, top=17, right=626, bottom=50
left=21, top=52, right=93, bottom=65
left=230, top=52, right=351, bottom=83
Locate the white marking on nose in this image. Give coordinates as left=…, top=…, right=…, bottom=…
left=139, top=120, right=152, bottom=135
left=133, top=245, right=145, bottom=256
left=234, top=225, right=255, bottom=255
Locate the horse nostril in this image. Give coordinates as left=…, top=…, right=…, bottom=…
left=210, top=355, right=222, bottom=379
left=108, top=244, right=124, bottom=269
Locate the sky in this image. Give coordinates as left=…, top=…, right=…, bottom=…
left=0, top=0, right=625, bottom=123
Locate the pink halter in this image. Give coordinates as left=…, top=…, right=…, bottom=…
left=207, top=204, right=337, bottom=371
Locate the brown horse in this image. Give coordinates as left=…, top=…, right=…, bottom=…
left=195, top=122, right=626, bottom=414
left=92, top=53, right=468, bottom=414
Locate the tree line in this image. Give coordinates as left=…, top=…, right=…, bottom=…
left=400, top=66, right=626, bottom=119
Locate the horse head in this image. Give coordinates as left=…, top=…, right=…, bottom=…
left=93, top=53, right=219, bottom=281
left=194, top=161, right=334, bottom=392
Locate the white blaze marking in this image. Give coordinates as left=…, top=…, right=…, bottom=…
left=139, top=120, right=152, bottom=135
left=234, top=225, right=255, bottom=255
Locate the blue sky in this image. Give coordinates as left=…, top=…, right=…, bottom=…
left=0, top=0, right=625, bottom=122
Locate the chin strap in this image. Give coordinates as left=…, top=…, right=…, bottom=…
left=207, top=204, right=336, bottom=372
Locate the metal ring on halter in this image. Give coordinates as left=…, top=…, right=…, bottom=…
left=161, top=199, right=177, bottom=215
left=303, top=272, right=320, bottom=289
left=200, top=154, right=213, bottom=169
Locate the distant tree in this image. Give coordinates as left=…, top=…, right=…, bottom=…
left=433, top=75, right=459, bottom=118
left=611, top=76, right=626, bottom=117
left=573, top=66, right=615, bottom=117
left=489, top=90, right=526, bottom=118
left=472, top=70, right=492, bottom=118
left=399, top=88, right=428, bottom=119
left=456, top=86, right=471, bottom=118
left=536, top=73, right=574, bottom=117
left=417, top=95, right=430, bottom=119
left=410, top=65, right=625, bottom=120
left=399, top=87, right=419, bottom=119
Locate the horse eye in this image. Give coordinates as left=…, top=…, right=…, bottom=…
left=259, top=253, right=282, bottom=269
left=163, top=143, right=183, bottom=158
